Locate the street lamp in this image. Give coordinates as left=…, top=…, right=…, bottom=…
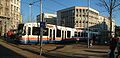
left=29, top=0, right=40, bottom=22
left=29, top=3, right=32, bottom=22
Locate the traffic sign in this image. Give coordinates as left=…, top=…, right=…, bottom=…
left=40, top=22, right=45, bottom=28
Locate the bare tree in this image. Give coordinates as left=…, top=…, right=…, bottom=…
left=98, top=0, right=120, bottom=38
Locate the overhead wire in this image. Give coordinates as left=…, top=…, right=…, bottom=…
left=49, top=0, right=68, bottom=7
left=31, top=0, right=40, bottom=4
left=21, top=1, right=55, bottom=13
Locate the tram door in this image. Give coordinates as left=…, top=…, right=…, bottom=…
left=53, top=30, right=55, bottom=40
left=62, top=31, right=64, bottom=40
left=50, top=29, right=52, bottom=41
left=49, top=29, right=55, bottom=41
left=65, top=31, right=66, bottom=39
left=27, top=27, right=31, bottom=43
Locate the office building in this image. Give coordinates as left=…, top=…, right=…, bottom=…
left=37, top=13, right=57, bottom=25
left=57, top=6, right=99, bottom=29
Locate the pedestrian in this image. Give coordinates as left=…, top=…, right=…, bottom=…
left=89, top=36, right=93, bottom=47
left=109, top=37, right=118, bottom=58
left=4, top=33, right=7, bottom=38
left=116, top=37, right=120, bottom=58
left=93, top=35, right=96, bottom=45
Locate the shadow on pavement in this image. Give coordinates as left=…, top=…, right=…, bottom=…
left=20, top=46, right=88, bottom=58
left=72, top=53, right=107, bottom=58
left=51, top=50, right=107, bottom=58
left=45, top=45, right=65, bottom=52
left=84, top=50, right=107, bottom=53
left=0, top=44, right=26, bottom=58
left=42, top=52, right=88, bottom=58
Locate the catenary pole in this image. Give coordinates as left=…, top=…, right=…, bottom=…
left=40, top=0, right=43, bottom=56
left=87, top=0, right=90, bottom=48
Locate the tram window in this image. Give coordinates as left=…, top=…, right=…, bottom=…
left=56, top=29, right=61, bottom=37
left=22, top=26, right=26, bottom=35
left=28, top=27, right=31, bottom=35
left=81, top=32, right=84, bottom=37
left=78, top=32, right=81, bottom=37
left=43, top=28, right=48, bottom=36
left=84, top=32, right=88, bottom=37
left=67, top=31, right=71, bottom=37
left=32, top=27, right=40, bottom=35
left=65, top=31, right=66, bottom=39
left=50, top=29, right=52, bottom=37
left=74, top=32, right=77, bottom=37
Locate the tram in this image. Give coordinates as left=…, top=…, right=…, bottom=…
left=16, top=22, right=99, bottom=44
left=17, top=23, right=76, bottom=44
left=73, top=29, right=99, bottom=42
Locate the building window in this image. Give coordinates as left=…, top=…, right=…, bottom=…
left=76, top=14, right=78, bottom=17
left=76, top=21, right=78, bottom=23
left=14, top=0, right=16, bottom=4
left=0, top=0, right=1, bottom=4
left=11, top=5, right=13, bottom=11
left=14, top=6, right=16, bottom=12
left=80, top=22, right=82, bottom=27
left=72, top=10, right=74, bottom=13
left=11, top=0, right=13, bottom=3
left=79, top=9, right=81, bottom=13
left=17, top=0, right=19, bottom=5
left=17, top=7, right=18, bottom=12
left=76, top=9, right=78, bottom=13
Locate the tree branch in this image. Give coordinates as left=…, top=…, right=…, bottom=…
left=101, top=0, right=110, bottom=12
left=113, top=0, right=117, bottom=7
left=112, top=3, right=120, bottom=9
left=102, top=0, right=109, bottom=9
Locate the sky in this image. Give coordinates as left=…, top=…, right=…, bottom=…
left=21, top=0, right=120, bottom=26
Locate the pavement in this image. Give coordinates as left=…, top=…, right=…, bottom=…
left=0, top=44, right=25, bottom=58
left=0, top=37, right=119, bottom=58
left=16, top=43, right=109, bottom=58
left=42, top=44, right=109, bottom=58
left=0, top=39, right=45, bottom=58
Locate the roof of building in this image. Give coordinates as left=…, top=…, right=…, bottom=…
left=57, top=6, right=99, bottom=13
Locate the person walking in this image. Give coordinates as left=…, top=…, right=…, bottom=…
left=109, top=37, right=118, bottom=58
left=116, top=37, right=120, bottom=58
left=93, top=35, right=96, bottom=45
left=89, top=36, right=93, bottom=47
